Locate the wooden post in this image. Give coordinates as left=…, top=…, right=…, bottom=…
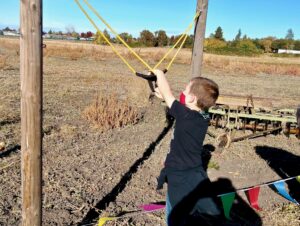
left=191, top=0, right=209, bottom=77
left=20, top=0, right=43, bottom=225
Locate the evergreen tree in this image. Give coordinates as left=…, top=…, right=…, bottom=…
left=285, top=29, right=294, bottom=40
left=234, top=29, right=242, bottom=41
left=242, top=34, right=248, bottom=40
left=214, top=26, right=224, bottom=41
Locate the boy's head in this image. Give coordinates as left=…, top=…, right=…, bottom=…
left=182, top=77, right=219, bottom=111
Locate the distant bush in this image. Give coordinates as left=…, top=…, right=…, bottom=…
left=294, top=40, right=300, bottom=50
left=234, top=39, right=262, bottom=55
left=206, top=39, right=262, bottom=56
left=271, top=39, right=289, bottom=50
left=257, top=38, right=275, bottom=53
left=94, top=30, right=111, bottom=45
left=83, top=94, right=142, bottom=132
left=204, top=38, right=227, bottom=49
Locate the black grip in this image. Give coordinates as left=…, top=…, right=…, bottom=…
left=135, top=72, right=157, bottom=81
left=135, top=69, right=168, bottom=82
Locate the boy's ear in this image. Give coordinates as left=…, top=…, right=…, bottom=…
left=186, top=94, right=196, bottom=104
left=192, top=95, right=198, bottom=104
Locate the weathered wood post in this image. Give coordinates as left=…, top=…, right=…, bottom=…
left=20, top=0, right=43, bottom=225
left=191, top=0, right=209, bottom=77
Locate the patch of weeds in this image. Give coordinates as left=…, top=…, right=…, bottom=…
left=207, top=160, right=220, bottom=170
left=83, top=94, right=143, bottom=132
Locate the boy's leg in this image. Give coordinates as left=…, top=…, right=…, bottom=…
left=165, top=193, right=172, bottom=225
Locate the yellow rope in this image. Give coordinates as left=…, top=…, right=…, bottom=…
left=75, top=0, right=200, bottom=75
left=153, top=11, right=200, bottom=70
left=74, top=0, right=136, bottom=73
left=83, top=0, right=153, bottom=71
left=166, top=34, right=189, bottom=71
left=83, top=0, right=199, bottom=72
left=153, top=33, right=187, bottom=70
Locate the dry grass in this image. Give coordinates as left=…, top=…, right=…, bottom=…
left=1, top=37, right=300, bottom=76
left=204, top=54, right=300, bottom=76
left=42, top=41, right=300, bottom=77
left=262, top=204, right=300, bottom=226
left=42, top=41, right=192, bottom=65
left=106, top=75, right=151, bottom=108
left=0, top=37, right=19, bottom=51
left=0, top=55, right=8, bottom=70
left=0, top=37, right=299, bottom=225
left=83, top=94, right=142, bottom=132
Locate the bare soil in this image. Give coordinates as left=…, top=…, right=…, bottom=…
left=0, top=40, right=300, bottom=226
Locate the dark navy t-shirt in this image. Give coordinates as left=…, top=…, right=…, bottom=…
left=165, top=100, right=210, bottom=170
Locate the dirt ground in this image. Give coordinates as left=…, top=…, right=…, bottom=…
left=0, top=39, right=300, bottom=226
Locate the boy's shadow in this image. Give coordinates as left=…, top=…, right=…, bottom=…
left=255, top=145, right=300, bottom=202
left=168, top=144, right=262, bottom=226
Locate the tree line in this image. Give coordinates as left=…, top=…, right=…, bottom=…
left=93, top=26, right=300, bottom=56
left=92, top=29, right=194, bottom=48
left=204, top=27, right=300, bottom=56
left=3, top=25, right=298, bottom=56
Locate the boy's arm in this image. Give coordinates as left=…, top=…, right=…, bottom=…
left=153, top=69, right=175, bottom=108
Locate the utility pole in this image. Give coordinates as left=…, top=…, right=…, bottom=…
left=20, top=0, right=43, bottom=225
left=191, top=0, right=209, bottom=77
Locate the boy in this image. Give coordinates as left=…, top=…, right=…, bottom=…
left=153, top=69, right=221, bottom=226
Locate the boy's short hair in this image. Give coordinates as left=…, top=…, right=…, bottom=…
left=190, top=77, right=219, bottom=111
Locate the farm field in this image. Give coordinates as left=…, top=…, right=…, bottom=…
left=0, top=38, right=300, bottom=225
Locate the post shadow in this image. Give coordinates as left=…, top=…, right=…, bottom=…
left=78, top=118, right=174, bottom=225
left=0, top=144, right=21, bottom=158
left=255, top=145, right=300, bottom=202
left=167, top=144, right=262, bottom=226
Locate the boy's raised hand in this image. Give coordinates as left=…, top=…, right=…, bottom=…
left=152, top=69, right=165, bottom=78
left=152, top=69, right=175, bottom=108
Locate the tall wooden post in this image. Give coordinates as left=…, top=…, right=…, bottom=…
left=20, top=0, right=43, bottom=225
left=191, top=0, right=209, bottom=77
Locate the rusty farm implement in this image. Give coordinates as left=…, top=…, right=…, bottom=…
left=207, top=95, right=299, bottom=149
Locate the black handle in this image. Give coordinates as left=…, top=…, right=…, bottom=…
left=135, top=72, right=157, bottom=81
left=135, top=69, right=168, bottom=82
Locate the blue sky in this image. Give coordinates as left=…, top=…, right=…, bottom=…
left=0, top=0, right=299, bottom=40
